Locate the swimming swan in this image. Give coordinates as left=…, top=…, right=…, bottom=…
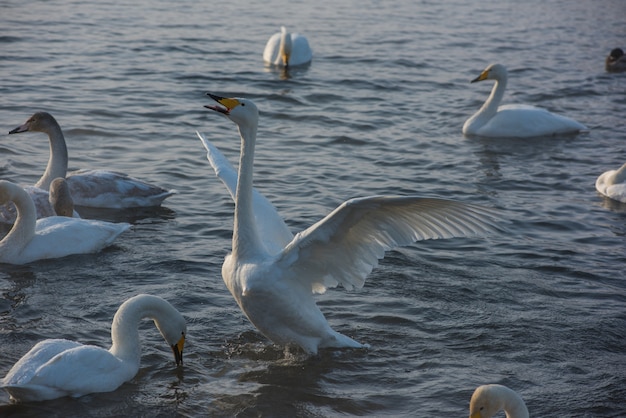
left=0, top=180, right=130, bottom=264
left=203, top=93, right=501, bottom=355
left=1, top=294, right=186, bottom=402
left=9, top=112, right=176, bottom=209
left=463, top=63, right=587, bottom=138
left=263, top=26, right=312, bottom=67
left=605, top=48, right=626, bottom=73
left=596, top=162, right=626, bottom=203
left=469, top=384, right=529, bottom=418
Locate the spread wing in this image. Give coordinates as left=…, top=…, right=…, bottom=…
left=277, top=196, right=501, bottom=293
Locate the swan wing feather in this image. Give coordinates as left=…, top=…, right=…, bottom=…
left=278, top=196, right=500, bottom=293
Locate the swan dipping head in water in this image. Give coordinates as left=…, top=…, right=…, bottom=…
left=1, top=294, right=186, bottom=402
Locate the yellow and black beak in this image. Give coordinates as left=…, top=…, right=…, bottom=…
left=171, top=333, right=185, bottom=366
left=204, top=93, right=241, bottom=115
left=471, top=69, right=490, bottom=83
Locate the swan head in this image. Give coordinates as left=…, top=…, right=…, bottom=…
left=469, top=384, right=527, bottom=418
left=204, top=93, right=259, bottom=128
left=9, top=111, right=58, bottom=135
left=49, top=177, right=74, bottom=217
left=471, top=63, right=507, bottom=83
left=155, top=310, right=187, bottom=367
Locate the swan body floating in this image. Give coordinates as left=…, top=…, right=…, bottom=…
left=9, top=112, right=176, bottom=209
left=469, top=384, right=529, bottom=418
left=202, top=93, right=501, bottom=355
left=1, top=294, right=186, bottom=402
left=463, top=64, right=587, bottom=138
left=596, top=163, right=626, bottom=203
left=0, top=180, right=130, bottom=265
left=263, top=26, right=312, bottom=67
left=605, top=48, right=626, bottom=72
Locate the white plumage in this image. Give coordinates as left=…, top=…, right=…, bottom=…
left=596, top=163, right=626, bottom=203
left=469, top=384, right=529, bottom=418
left=0, top=180, right=130, bottom=264
left=263, top=26, right=312, bottom=67
left=1, top=294, right=186, bottom=402
left=463, top=63, right=587, bottom=138
left=202, top=93, right=501, bottom=354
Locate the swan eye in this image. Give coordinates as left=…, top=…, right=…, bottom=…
left=241, top=103, right=246, bottom=107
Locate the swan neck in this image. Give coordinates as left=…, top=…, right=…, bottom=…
left=233, top=123, right=264, bottom=258
left=480, top=76, right=507, bottom=119
left=35, top=122, right=68, bottom=190
left=503, top=387, right=529, bottom=418
left=0, top=185, right=37, bottom=260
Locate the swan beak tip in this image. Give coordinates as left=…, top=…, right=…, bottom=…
left=172, top=334, right=185, bottom=366
left=8, top=125, right=27, bottom=135
left=470, top=71, right=489, bottom=83
left=206, top=92, right=225, bottom=101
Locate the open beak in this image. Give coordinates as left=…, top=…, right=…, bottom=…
left=204, top=93, right=240, bottom=115
left=171, top=334, right=185, bottom=366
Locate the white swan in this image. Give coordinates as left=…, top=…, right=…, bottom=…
left=596, top=163, right=626, bottom=203
left=1, top=294, right=186, bottom=402
left=469, top=384, right=529, bottom=418
left=606, top=48, right=626, bottom=73
left=0, top=180, right=130, bottom=265
left=263, top=26, right=312, bottom=67
left=202, top=93, right=501, bottom=355
left=463, top=64, right=587, bottom=138
left=9, top=112, right=176, bottom=209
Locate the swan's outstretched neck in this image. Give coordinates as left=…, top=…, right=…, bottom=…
left=464, top=65, right=507, bottom=134
left=34, top=117, right=69, bottom=191
left=233, top=122, right=265, bottom=259
left=475, top=74, right=506, bottom=125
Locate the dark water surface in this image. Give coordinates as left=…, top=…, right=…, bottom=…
left=1, top=0, right=625, bottom=416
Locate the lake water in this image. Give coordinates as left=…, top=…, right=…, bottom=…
left=1, top=0, right=625, bottom=416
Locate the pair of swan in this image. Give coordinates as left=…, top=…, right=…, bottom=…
left=1, top=294, right=186, bottom=402
left=0, top=178, right=80, bottom=223
left=464, top=64, right=587, bottom=138
left=469, top=384, right=529, bottom=418
left=263, top=26, right=312, bottom=68
left=605, top=48, right=626, bottom=72
left=596, top=163, right=626, bottom=203
left=7, top=112, right=175, bottom=213
left=200, top=93, right=501, bottom=355
left=0, top=180, right=130, bottom=264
